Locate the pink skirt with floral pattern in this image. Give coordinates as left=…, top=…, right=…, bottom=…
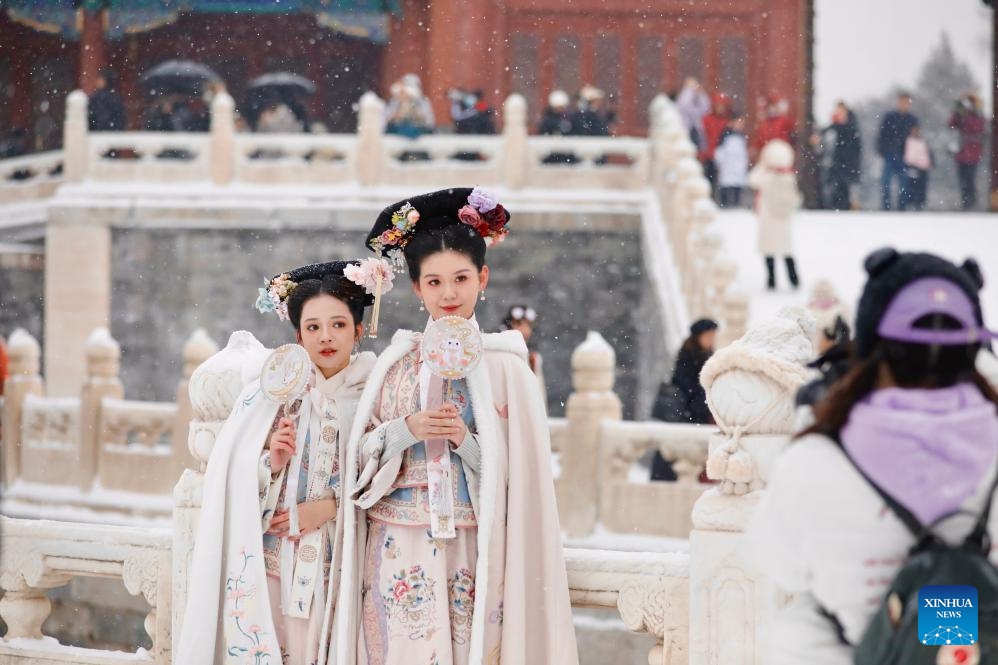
left=359, top=520, right=478, bottom=665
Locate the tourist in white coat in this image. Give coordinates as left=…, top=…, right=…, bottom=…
left=749, top=139, right=802, bottom=290
left=713, top=115, right=750, bottom=208
left=748, top=248, right=998, bottom=664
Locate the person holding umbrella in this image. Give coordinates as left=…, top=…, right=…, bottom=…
left=140, top=60, right=221, bottom=133
left=247, top=72, right=315, bottom=132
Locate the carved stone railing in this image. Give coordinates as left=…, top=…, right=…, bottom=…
left=2, top=328, right=218, bottom=522
left=0, top=151, right=63, bottom=204
left=233, top=132, right=357, bottom=184
left=600, top=420, right=712, bottom=538
left=99, top=398, right=178, bottom=495
left=567, top=548, right=690, bottom=665
left=526, top=136, right=652, bottom=189
left=0, top=516, right=172, bottom=665
left=19, top=395, right=81, bottom=487
left=87, top=132, right=211, bottom=182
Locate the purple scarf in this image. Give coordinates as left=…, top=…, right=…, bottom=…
left=841, top=383, right=998, bottom=526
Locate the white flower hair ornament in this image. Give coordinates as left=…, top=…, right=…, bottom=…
left=343, top=257, right=395, bottom=338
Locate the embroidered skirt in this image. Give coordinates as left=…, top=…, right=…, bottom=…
left=360, top=520, right=478, bottom=665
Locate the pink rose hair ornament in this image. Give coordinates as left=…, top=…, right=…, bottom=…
left=456, top=186, right=509, bottom=246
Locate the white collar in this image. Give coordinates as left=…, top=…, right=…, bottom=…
left=311, top=355, right=353, bottom=398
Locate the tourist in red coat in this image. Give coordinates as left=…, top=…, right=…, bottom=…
left=949, top=92, right=986, bottom=211
left=700, top=93, right=734, bottom=194
left=752, top=95, right=796, bottom=161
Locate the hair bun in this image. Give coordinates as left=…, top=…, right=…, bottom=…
left=960, top=258, right=985, bottom=291
left=864, top=247, right=899, bottom=277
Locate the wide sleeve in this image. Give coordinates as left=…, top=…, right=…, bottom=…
left=351, top=374, right=419, bottom=509
left=258, top=409, right=287, bottom=530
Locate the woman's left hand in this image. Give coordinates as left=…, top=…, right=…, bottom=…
left=266, top=498, right=337, bottom=538
left=439, top=402, right=468, bottom=448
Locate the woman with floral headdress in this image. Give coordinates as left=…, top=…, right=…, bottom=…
left=177, top=260, right=390, bottom=665
left=335, top=187, right=578, bottom=665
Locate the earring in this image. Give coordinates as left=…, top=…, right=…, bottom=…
left=419, top=300, right=426, bottom=311
left=479, top=291, right=486, bottom=302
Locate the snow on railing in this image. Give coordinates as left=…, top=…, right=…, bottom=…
left=600, top=419, right=713, bottom=538
left=86, top=132, right=211, bottom=182
left=99, top=398, right=178, bottom=495
left=0, top=514, right=685, bottom=665
left=233, top=132, right=357, bottom=184
left=19, top=395, right=82, bottom=488
left=0, top=150, right=64, bottom=204
left=1, top=328, right=217, bottom=519
left=0, top=151, right=63, bottom=183
left=0, top=516, right=172, bottom=665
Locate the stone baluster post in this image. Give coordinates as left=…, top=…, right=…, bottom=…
left=356, top=92, right=385, bottom=187
left=686, top=198, right=719, bottom=318
left=709, top=257, right=738, bottom=326
left=210, top=91, right=235, bottom=186
left=659, top=131, right=696, bottom=240
left=673, top=162, right=710, bottom=280
left=2, top=329, right=44, bottom=486
left=693, top=232, right=723, bottom=322
left=0, top=581, right=51, bottom=642
left=687, top=309, right=814, bottom=665
left=172, top=331, right=268, bottom=653
left=558, top=332, right=622, bottom=538
left=63, top=90, right=88, bottom=183
left=719, top=290, right=750, bottom=348
left=172, top=329, right=219, bottom=480
left=502, top=94, right=529, bottom=190
left=79, top=328, right=124, bottom=490
left=649, top=94, right=671, bottom=186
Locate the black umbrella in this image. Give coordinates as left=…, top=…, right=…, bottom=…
left=247, top=72, right=317, bottom=97
left=141, top=60, right=221, bottom=94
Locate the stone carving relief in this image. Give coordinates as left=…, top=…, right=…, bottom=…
left=21, top=396, right=80, bottom=451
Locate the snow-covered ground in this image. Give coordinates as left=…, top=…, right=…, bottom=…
left=713, top=209, right=998, bottom=330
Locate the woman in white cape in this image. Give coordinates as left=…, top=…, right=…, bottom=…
left=334, top=188, right=578, bottom=665
left=177, top=259, right=390, bottom=665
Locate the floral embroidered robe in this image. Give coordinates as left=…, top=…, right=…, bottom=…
left=355, top=343, right=482, bottom=665
left=176, top=351, right=375, bottom=665
left=258, top=366, right=345, bottom=665
left=335, top=327, right=579, bottom=665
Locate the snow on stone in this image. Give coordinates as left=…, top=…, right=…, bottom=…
left=715, top=209, right=998, bottom=330
left=564, top=522, right=690, bottom=556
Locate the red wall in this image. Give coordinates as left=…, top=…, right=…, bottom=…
left=382, top=0, right=812, bottom=136
left=1, top=0, right=811, bottom=145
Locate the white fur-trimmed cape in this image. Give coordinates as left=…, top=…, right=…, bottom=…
left=333, top=329, right=578, bottom=665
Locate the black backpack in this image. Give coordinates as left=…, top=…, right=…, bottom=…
left=828, top=448, right=998, bottom=664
